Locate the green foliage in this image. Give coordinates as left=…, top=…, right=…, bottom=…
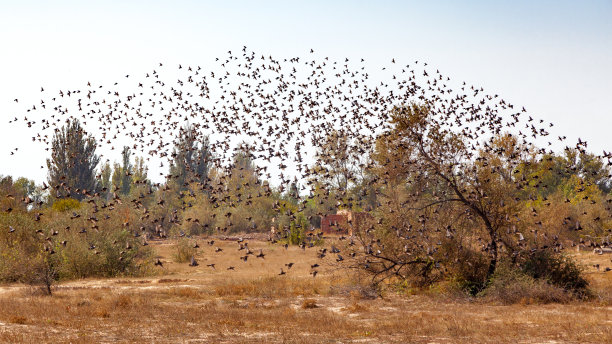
left=99, top=161, right=112, bottom=200
left=51, top=198, right=81, bottom=212
left=302, top=184, right=338, bottom=228
left=518, top=250, right=589, bottom=297
left=120, top=146, right=133, bottom=195
left=480, top=262, right=572, bottom=304
left=288, top=213, right=309, bottom=245
left=442, top=242, right=490, bottom=296
left=46, top=119, right=100, bottom=200
left=133, top=156, right=149, bottom=183
left=111, top=162, right=123, bottom=192
left=169, top=124, right=212, bottom=192
left=13, top=177, right=44, bottom=206
left=0, top=199, right=154, bottom=293
left=173, top=238, right=196, bottom=263
left=286, top=178, right=300, bottom=205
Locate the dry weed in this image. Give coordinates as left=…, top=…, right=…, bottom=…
left=8, top=315, right=27, bottom=324
left=301, top=299, right=318, bottom=309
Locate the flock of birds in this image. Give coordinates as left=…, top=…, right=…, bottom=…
left=151, top=237, right=325, bottom=277
left=9, top=46, right=573, bottom=182
left=5, top=46, right=612, bottom=277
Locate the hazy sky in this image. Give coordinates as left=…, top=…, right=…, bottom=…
left=1, top=0, right=611, bottom=183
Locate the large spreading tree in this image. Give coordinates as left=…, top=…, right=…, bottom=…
left=347, top=103, right=545, bottom=290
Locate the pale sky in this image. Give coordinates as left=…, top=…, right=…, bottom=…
left=1, top=0, right=611, bottom=183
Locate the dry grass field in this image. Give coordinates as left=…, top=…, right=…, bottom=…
left=1, top=237, right=611, bottom=343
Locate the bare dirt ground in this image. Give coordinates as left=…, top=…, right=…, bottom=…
left=1, top=238, right=612, bottom=343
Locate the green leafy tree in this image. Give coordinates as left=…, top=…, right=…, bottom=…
left=46, top=119, right=100, bottom=201
left=111, top=162, right=122, bottom=194
left=169, top=124, right=212, bottom=192
left=120, top=146, right=133, bottom=195
left=99, top=161, right=112, bottom=200
left=133, top=156, right=149, bottom=183
left=288, top=212, right=309, bottom=245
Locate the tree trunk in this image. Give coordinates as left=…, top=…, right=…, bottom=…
left=45, top=281, right=52, bottom=296
left=485, top=224, right=498, bottom=285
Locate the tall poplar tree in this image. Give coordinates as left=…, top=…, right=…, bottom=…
left=120, top=146, right=133, bottom=195
left=46, top=119, right=100, bottom=201
left=169, top=124, right=212, bottom=191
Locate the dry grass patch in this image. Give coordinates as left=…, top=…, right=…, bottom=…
left=156, top=278, right=187, bottom=283
left=8, top=315, right=28, bottom=324
left=113, top=279, right=151, bottom=285
left=163, top=286, right=206, bottom=299
left=214, top=276, right=334, bottom=298
left=0, top=238, right=611, bottom=343
left=301, top=298, right=317, bottom=309
left=343, top=301, right=369, bottom=313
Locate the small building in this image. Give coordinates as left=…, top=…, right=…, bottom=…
left=320, top=210, right=373, bottom=236
left=320, top=214, right=349, bottom=235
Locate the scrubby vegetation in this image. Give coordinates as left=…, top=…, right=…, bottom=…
left=2, top=106, right=612, bottom=301
left=0, top=182, right=153, bottom=294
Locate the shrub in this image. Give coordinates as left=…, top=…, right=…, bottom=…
left=301, top=299, right=318, bottom=309
left=1, top=201, right=154, bottom=291
left=440, top=241, right=490, bottom=295
left=23, top=253, right=57, bottom=295
left=288, top=213, right=309, bottom=245
left=0, top=212, right=54, bottom=292
left=480, top=262, right=572, bottom=304
left=518, top=250, right=589, bottom=297
left=9, top=316, right=28, bottom=324
left=51, top=198, right=81, bottom=212
left=173, top=238, right=197, bottom=263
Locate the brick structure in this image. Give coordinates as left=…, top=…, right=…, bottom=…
left=320, top=214, right=349, bottom=235
left=320, top=210, right=373, bottom=236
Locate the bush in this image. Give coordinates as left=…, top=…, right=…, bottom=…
left=518, top=250, right=589, bottom=297
left=301, top=299, right=318, bottom=309
left=440, top=240, right=490, bottom=295
left=440, top=237, right=589, bottom=299
left=288, top=213, right=309, bottom=245
left=0, top=201, right=154, bottom=292
left=480, top=262, right=572, bottom=304
left=51, top=198, right=81, bottom=212
left=173, top=238, right=197, bottom=263
left=0, top=212, right=46, bottom=284
left=54, top=228, right=153, bottom=279
left=23, top=253, right=57, bottom=295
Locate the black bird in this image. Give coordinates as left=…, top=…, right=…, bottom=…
left=190, top=256, right=199, bottom=266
